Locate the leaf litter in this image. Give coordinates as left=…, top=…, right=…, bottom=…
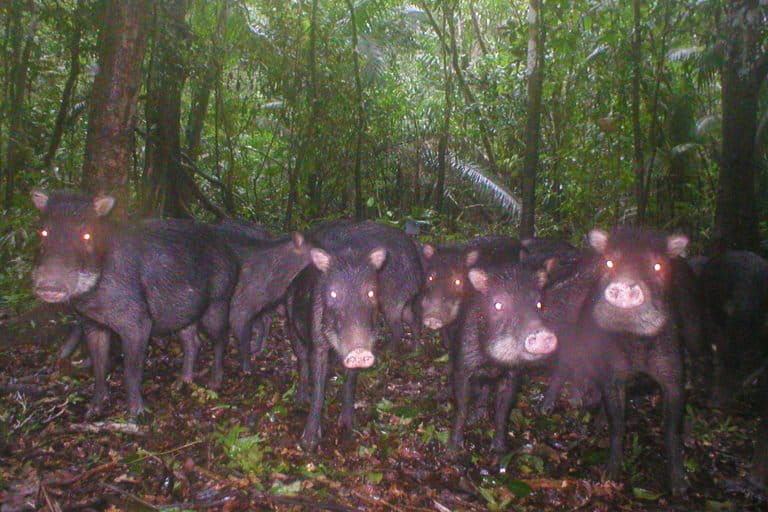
left=0, top=308, right=766, bottom=511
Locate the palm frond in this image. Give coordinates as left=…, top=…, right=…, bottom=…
left=667, top=46, right=703, bottom=62
left=420, top=146, right=521, bottom=216
left=670, top=142, right=699, bottom=156
left=584, top=44, right=608, bottom=65
left=358, top=33, right=387, bottom=81
left=695, top=115, right=718, bottom=138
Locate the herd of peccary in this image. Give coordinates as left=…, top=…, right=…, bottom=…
left=29, top=189, right=768, bottom=496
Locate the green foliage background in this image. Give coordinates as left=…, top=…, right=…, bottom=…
left=1, top=0, right=766, bottom=311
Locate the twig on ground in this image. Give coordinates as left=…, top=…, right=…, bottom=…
left=350, top=489, right=404, bottom=512
left=45, top=461, right=118, bottom=486
left=67, top=421, right=146, bottom=436
left=99, top=482, right=161, bottom=511
left=40, top=483, right=63, bottom=512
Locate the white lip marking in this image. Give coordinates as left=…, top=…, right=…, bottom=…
left=73, top=271, right=99, bottom=295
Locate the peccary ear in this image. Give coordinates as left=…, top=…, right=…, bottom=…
left=588, top=228, right=609, bottom=253
left=468, top=268, right=489, bottom=293
left=291, top=232, right=305, bottom=248
left=422, top=244, right=435, bottom=260
left=536, top=257, right=558, bottom=289
left=93, top=195, right=116, bottom=217
left=311, top=248, right=332, bottom=272
left=666, top=234, right=689, bottom=258
left=465, top=249, right=480, bottom=267
left=369, top=247, right=388, bottom=270
left=31, top=189, right=49, bottom=211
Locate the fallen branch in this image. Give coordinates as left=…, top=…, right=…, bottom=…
left=99, top=482, right=160, bottom=511
left=270, top=495, right=356, bottom=512
left=183, top=459, right=354, bottom=511
left=61, top=497, right=106, bottom=512
left=40, top=483, right=63, bottom=512
left=67, top=421, right=146, bottom=436
left=350, top=489, right=404, bottom=512
left=742, top=357, right=768, bottom=388
left=0, top=383, right=44, bottom=396
left=45, top=460, right=118, bottom=486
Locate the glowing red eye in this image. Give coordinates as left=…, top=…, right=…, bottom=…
left=494, top=302, right=503, bottom=311
left=82, top=233, right=91, bottom=241
left=653, top=263, right=662, bottom=272
left=40, top=230, right=49, bottom=237
left=454, top=279, right=461, bottom=286
left=606, top=260, right=614, bottom=269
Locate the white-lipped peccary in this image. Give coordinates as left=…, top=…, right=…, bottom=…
left=31, top=190, right=238, bottom=418
left=447, top=259, right=557, bottom=455
left=544, top=227, right=691, bottom=496
left=285, top=220, right=423, bottom=451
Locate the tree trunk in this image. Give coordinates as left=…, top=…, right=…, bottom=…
left=435, top=3, right=454, bottom=215
left=186, top=1, right=228, bottom=162
left=143, top=0, right=189, bottom=218
left=520, top=0, right=544, bottom=239
left=346, top=0, right=365, bottom=221
left=82, top=0, right=152, bottom=216
left=714, top=0, right=766, bottom=251
left=3, top=0, right=34, bottom=209
left=420, top=1, right=496, bottom=169
left=43, top=0, right=83, bottom=171
left=631, top=0, right=645, bottom=224
left=285, top=0, right=319, bottom=230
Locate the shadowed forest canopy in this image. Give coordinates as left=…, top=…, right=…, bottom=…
left=0, top=0, right=767, bottom=277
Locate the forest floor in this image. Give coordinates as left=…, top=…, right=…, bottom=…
left=0, top=304, right=766, bottom=512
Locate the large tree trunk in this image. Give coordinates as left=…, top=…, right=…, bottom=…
left=3, top=0, right=34, bottom=209
left=143, top=0, right=189, bottom=218
left=519, top=0, right=544, bottom=239
left=82, top=0, right=151, bottom=216
left=714, top=0, right=767, bottom=251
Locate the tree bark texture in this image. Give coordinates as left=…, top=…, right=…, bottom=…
left=185, top=1, right=228, bottom=162
left=714, top=0, right=766, bottom=251
left=82, top=0, right=152, bottom=215
left=631, top=0, right=645, bottom=224
left=346, top=0, right=365, bottom=221
left=520, top=0, right=544, bottom=239
left=143, top=0, right=190, bottom=217
left=435, top=3, right=454, bottom=215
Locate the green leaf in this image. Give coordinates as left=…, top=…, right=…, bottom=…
left=632, top=487, right=663, bottom=501
left=390, top=405, right=418, bottom=419
left=367, top=471, right=384, bottom=484
left=516, top=454, right=544, bottom=475
left=505, top=479, right=532, bottom=497
left=433, top=353, right=449, bottom=363
left=270, top=479, right=303, bottom=495
left=477, top=486, right=497, bottom=507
